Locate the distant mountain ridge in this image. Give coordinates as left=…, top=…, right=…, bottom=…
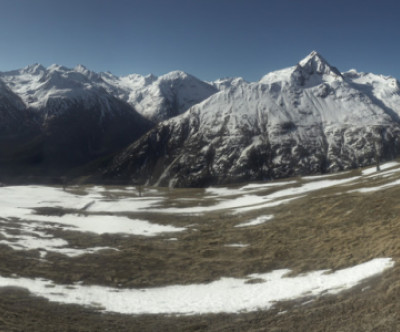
left=0, top=63, right=218, bottom=180
left=1, top=51, right=400, bottom=186
left=0, top=64, right=218, bottom=122
left=103, top=51, right=400, bottom=187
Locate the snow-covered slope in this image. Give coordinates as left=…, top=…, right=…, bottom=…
left=210, top=77, right=248, bottom=91
left=1, top=64, right=127, bottom=115
left=100, top=70, right=218, bottom=122
left=105, top=51, right=400, bottom=187
left=0, top=65, right=153, bottom=173
left=0, top=64, right=218, bottom=123
left=0, top=63, right=217, bottom=175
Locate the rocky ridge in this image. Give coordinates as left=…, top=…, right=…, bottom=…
left=104, top=51, right=400, bottom=187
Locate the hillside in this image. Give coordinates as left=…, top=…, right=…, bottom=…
left=105, top=52, right=400, bottom=187
left=0, top=161, right=399, bottom=330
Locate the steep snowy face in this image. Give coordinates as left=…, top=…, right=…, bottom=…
left=1, top=64, right=217, bottom=123
left=298, top=51, right=342, bottom=78
left=0, top=64, right=154, bottom=173
left=211, top=77, right=248, bottom=91
left=342, top=70, right=400, bottom=117
left=105, top=52, right=400, bottom=187
left=99, top=72, right=157, bottom=102
left=101, top=70, right=218, bottom=122
left=260, top=51, right=343, bottom=87
left=0, top=64, right=111, bottom=114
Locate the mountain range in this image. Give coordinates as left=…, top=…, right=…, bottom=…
left=1, top=51, right=400, bottom=186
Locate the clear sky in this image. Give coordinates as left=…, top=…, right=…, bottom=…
left=1, top=0, right=400, bottom=82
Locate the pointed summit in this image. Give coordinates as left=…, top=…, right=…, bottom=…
left=299, top=51, right=326, bottom=66
left=260, top=51, right=343, bottom=86
left=74, top=64, right=88, bottom=73
left=23, top=63, right=46, bottom=75
left=297, top=51, right=342, bottom=77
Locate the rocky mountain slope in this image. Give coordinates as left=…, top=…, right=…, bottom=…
left=0, top=64, right=218, bottom=177
left=99, top=70, right=218, bottom=122
left=104, top=51, right=400, bottom=187
left=0, top=65, right=153, bottom=176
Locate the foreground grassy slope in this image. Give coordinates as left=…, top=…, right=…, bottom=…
left=0, top=161, right=400, bottom=331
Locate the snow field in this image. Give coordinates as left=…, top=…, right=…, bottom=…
left=0, top=258, right=393, bottom=315
left=0, top=185, right=185, bottom=257
left=0, top=220, right=114, bottom=258
left=0, top=161, right=399, bottom=315
left=349, top=179, right=400, bottom=194
left=0, top=186, right=183, bottom=236
left=235, top=215, right=274, bottom=228
left=361, top=161, right=400, bottom=176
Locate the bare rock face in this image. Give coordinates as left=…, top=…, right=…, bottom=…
left=104, top=52, right=400, bottom=187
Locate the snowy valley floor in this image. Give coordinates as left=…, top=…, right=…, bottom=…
left=1, top=162, right=400, bottom=330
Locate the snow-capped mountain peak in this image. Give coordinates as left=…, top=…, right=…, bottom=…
left=159, top=70, right=189, bottom=81
left=260, top=51, right=343, bottom=87
left=74, top=64, right=88, bottom=72
left=99, top=69, right=217, bottom=122
left=297, top=50, right=342, bottom=78
left=104, top=51, right=400, bottom=187
left=47, top=64, right=69, bottom=72
left=211, top=77, right=248, bottom=90
left=2, top=53, right=400, bottom=186
left=22, top=63, right=46, bottom=75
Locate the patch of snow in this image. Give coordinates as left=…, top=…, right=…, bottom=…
left=0, top=258, right=393, bottom=315
left=349, top=179, right=400, bottom=193
left=235, top=215, right=274, bottom=228
left=205, top=180, right=297, bottom=198
left=364, top=166, right=400, bottom=178
left=301, top=172, right=350, bottom=181
left=233, top=197, right=300, bottom=214
left=205, top=187, right=237, bottom=197
left=224, top=243, right=249, bottom=248
left=24, top=214, right=186, bottom=236
left=0, top=186, right=183, bottom=236
left=239, top=181, right=297, bottom=191
left=152, top=177, right=358, bottom=215
left=0, top=221, right=115, bottom=258
left=267, top=177, right=359, bottom=200
left=153, top=194, right=269, bottom=215
left=361, top=161, right=400, bottom=176
left=87, top=197, right=164, bottom=212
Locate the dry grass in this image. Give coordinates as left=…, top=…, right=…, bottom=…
left=1, top=164, right=400, bottom=331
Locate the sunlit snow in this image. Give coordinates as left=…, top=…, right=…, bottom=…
left=361, top=161, right=400, bottom=176
left=0, top=258, right=393, bottom=315
left=0, top=186, right=184, bottom=238
left=235, top=215, right=274, bottom=227
left=0, top=220, right=115, bottom=258
left=350, top=179, right=400, bottom=194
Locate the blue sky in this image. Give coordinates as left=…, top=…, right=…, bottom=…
left=1, top=0, right=400, bottom=81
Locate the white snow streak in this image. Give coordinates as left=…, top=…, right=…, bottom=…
left=361, top=161, right=400, bottom=175
left=235, top=215, right=274, bottom=227
left=0, top=186, right=183, bottom=237
left=0, top=258, right=393, bottom=315
left=350, top=179, right=400, bottom=194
